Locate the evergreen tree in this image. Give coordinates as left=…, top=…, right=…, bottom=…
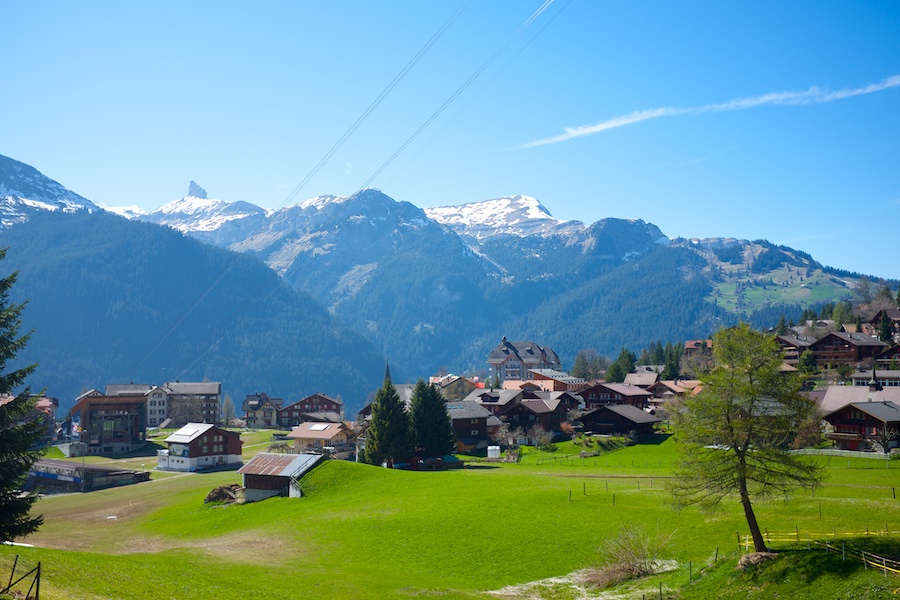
left=0, top=250, right=44, bottom=542
left=879, top=312, right=893, bottom=343
left=365, top=369, right=413, bottom=467
left=775, top=314, right=787, bottom=335
left=797, top=348, right=817, bottom=375
left=661, top=342, right=680, bottom=380
left=409, top=379, right=454, bottom=458
left=606, top=347, right=636, bottom=382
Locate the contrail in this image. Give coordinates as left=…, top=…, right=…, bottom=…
left=521, top=74, right=900, bottom=148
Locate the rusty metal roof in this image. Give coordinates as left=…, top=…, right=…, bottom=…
left=237, top=452, right=323, bottom=477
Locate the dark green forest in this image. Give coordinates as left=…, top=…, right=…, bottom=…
left=2, top=211, right=384, bottom=414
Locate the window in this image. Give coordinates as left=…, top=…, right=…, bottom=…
left=471, top=429, right=479, bottom=436
left=203, top=446, right=208, bottom=453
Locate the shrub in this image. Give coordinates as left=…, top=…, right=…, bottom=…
left=585, top=524, right=674, bottom=589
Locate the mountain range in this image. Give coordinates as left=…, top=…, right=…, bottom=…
left=0, top=153, right=872, bottom=412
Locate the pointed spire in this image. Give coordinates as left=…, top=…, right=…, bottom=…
left=384, top=361, right=392, bottom=385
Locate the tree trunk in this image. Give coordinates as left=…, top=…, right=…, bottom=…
left=739, top=475, right=767, bottom=552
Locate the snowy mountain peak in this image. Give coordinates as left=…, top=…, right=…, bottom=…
left=0, top=153, right=99, bottom=228
left=296, top=194, right=350, bottom=210
left=424, top=195, right=585, bottom=239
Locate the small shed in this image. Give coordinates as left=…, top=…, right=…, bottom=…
left=236, top=452, right=324, bottom=503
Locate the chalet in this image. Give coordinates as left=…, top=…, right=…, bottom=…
left=808, top=332, right=888, bottom=368
left=579, top=382, right=653, bottom=410
left=157, top=423, right=243, bottom=471
left=70, top=390, right=147, bottom=455
left=870, top=309, right=900, bottom=343
left=684, top=339, right=712, bottom=355
left=501, top=397, right=567, bottom=433
left=816, top=385, right=900, bottom=416
left=876, top=345, right=900, bottom=369
left=776, top=335, right=813, bottom=365
left=243, top=393, right=284, bottom=428
left=431, top=375, right=479, bottom=402
left=823, top=400, right=900, bottom=452
left=237, top=452, right=324, bottom=503
left=286, top=422, right=356, bottom=459
left=446, top=401, right=494, bottom=453
left=487, top=337, right=561, bottom=384
left=578, top=405, right=661, bottom=437
left=465, top=389, right=524, bottom=416
left=279, top=393, right=343, bottom=428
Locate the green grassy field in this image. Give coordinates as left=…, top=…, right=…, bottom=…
left=2, top=436, right=898, bottom=599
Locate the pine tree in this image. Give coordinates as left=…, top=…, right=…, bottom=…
left=409, top=379, right=454, bottom=458
left=365, top=368, right=413, bottom=467
left=0, top=249, right=44, bottom=542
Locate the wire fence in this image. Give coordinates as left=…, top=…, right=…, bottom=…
left=791, top=448, right=894, bottom=460
left=737, top=528, right=900, bottom=594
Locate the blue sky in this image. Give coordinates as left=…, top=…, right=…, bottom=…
left=3, top=1, right=899, bottom=278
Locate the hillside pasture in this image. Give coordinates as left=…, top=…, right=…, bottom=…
left=2, top=437, right=898, bottom=599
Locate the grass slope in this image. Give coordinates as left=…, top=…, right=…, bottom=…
left=2, top=438, right=898, bottom=599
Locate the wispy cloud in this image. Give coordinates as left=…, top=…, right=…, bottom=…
left=521, top=74, right=900, bottom=148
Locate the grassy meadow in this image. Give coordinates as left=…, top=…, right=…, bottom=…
left=2, top=434, right=899, bottom=599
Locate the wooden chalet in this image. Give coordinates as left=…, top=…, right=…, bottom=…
left=157, top=423, right=243, bottom=471
left=776, top=335, right=813, bottom=365
left=579, top=382, right=653, bottom=410
left=501, top=397, right=567, bottom=433
left=823, top=400, right=900, bottom=452
left=286, top=422, right=356, bottom=459
left=578, top=404, right=661, bottom=437
left=808, top=332, right=888, bottom=367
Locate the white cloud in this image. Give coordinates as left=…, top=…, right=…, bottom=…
left=522, top=74, right=900, bottom=148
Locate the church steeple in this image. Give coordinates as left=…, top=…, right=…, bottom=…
left=384, top=361, right=392, bottom=385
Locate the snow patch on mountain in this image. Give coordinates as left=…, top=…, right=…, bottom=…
left=146, top=195, right=267, bottom=233
left=425, top=195, right=585, bottom=239
left=99, top=203, right=146, bottom=219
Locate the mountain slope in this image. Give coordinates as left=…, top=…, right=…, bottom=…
left=2, top=210, right=384, bottom=413
left=0, top=154, right=98, bottom=227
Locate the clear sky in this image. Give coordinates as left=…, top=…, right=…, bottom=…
left=3, top=1, right=899, bottom=278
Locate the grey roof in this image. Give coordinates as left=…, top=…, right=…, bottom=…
left=623, top=372, right=659, bottom=387
left=849, top=370, right=900, bottom=381
left=812, top=332, right=889, bottom=348
left=836, top=401, right=900, bottom=424
left=165, top=381, right=221, bottom=395
left=488, top=339, right=560, bottom=367
left=243, top=392, right=284, bottom=411
left=105, top=383, right=154, bottom=396
left=464, top=389, right=522, bottom=406
left=818, top=386, right=900, bottom=414
left=583, top=404, right=661, bottom=424
left=594, top=382, right=653, bottom=397
left=238, top=452, right=324, bottom=477
left=446, top=401, right=492, bottom=420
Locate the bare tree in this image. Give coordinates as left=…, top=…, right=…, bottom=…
left=867, top=425, right=898, bottom=455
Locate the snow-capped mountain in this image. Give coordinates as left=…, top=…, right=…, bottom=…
left=0, top=154, right=99, bottom=227
left=425, top=195, right=586, bottom=239
left=141, top=182, right=270, bottom=247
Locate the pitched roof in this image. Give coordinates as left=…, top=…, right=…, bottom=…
left=165, top=422, right=216, bottom=444
left=242, top=392, right=284, bottom=411
left=581, top=404, right=661, bottom=424
left=488, top=338, right=559, bottom=366
left=238, top=452, right=324, bottom=477
left=817, top=386, right=900, bottom=414
left=286, top=422, right=351, bottom=441
left=811, top=332, right=889, bottom=349
left=623, top=372, right=659, bottom=387
left=446, top=401, right=492, bottom=420
left=529, top=369, right=585, bottom=385
left=825, top=400, right=900, bottom=424
left=593, top=382, right=653, bottom=397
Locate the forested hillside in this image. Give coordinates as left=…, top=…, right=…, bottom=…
left=2, top=211, right=384, bottom=413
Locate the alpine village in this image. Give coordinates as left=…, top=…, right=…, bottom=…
left=1, top=156, right=899, bottom=599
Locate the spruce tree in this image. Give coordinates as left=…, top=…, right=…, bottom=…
left=410, top=379, right=454, bottom=458
left=365, top=370, right=413, bottom=467
left=0, top=249, right=44, bottom=542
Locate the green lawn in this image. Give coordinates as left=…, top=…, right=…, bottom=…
left=3, top=436, right=898, bottom=599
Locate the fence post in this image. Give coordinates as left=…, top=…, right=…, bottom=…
left=842, top=542, right=845, bottom=561
left=715, top=547, right=719, bottom=563
left=689, top=561, right=692, bottom=582
left=862, top=551, right=867, bottom=569
left=796, top=525, right=799, bottom=541
left=736, top=531, right=741, bottom=552
left=613, top=493, right=616, bottom=506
